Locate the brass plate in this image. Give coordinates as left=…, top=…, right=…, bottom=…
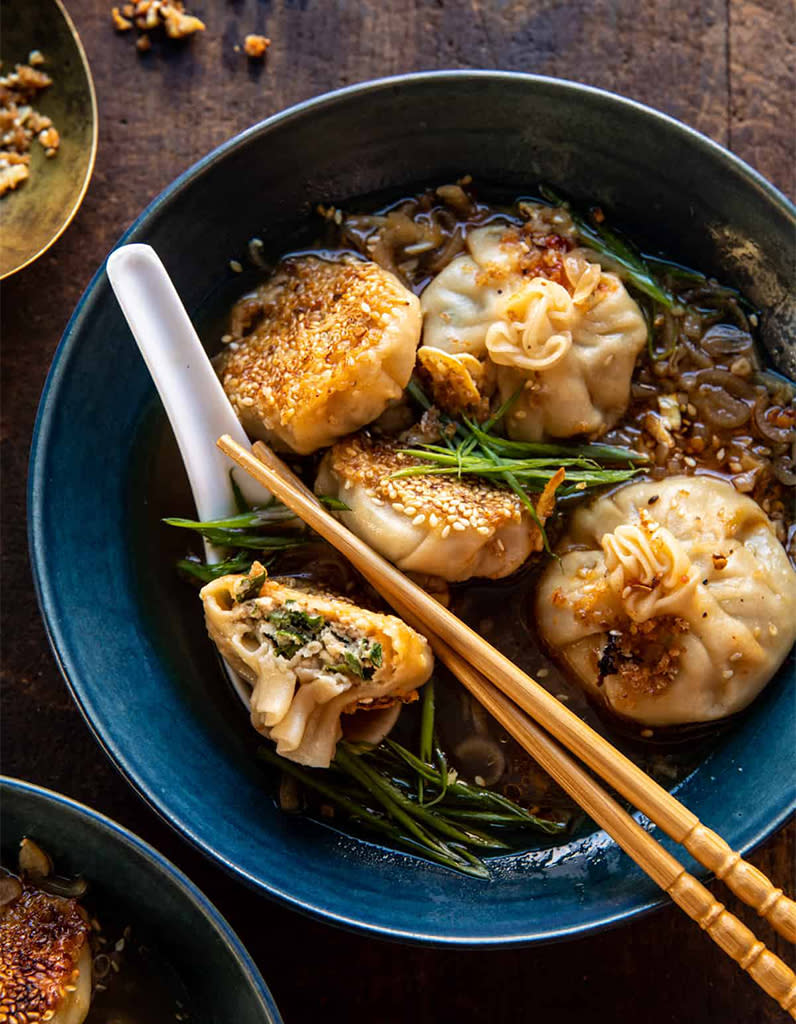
left=0, top=0, right=98, bottom=279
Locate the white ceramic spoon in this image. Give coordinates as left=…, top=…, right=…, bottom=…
left=106, top=242, right=401, bottom=743
left=107, top=243, right=271, bottom=706
left=106, top=244, right=273, bottom=534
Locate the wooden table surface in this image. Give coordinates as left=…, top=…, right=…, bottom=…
left=2, top=2, right=794, bottom=1021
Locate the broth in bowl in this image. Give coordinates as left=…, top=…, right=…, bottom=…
left=159, top=181, right=796, bottom=878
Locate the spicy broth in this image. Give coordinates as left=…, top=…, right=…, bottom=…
left=145, top=181, right=795, bottom=852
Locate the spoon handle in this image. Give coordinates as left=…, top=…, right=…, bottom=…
left=106, top=243, right=271, bottom=534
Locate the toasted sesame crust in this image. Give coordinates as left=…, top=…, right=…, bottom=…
left=0, top=882, right=90, bottom=1020
left=218, top=255, right=421, bottom=453
left=327, top=433, right=526, bottom=533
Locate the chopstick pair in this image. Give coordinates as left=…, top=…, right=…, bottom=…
left=218, top=434, right=796, bottom=1015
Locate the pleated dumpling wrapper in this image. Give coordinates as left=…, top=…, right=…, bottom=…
left=419, top=223, right=647, bottom=440
left=315, top=432, right=563, bottom=582
left=1, top=877, right=92, bottom=1024
left=217, top=255, right=422, bottom=454
left=535, top=476, right=796, bottom=726
left=201, top=565, right=433, bottom=767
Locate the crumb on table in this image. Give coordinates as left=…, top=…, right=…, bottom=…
left=244, top=34, right=271, bottom=59
left=110, top=2, right=206, bottom=48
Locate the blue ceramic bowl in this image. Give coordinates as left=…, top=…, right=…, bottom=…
left=29, top=72, right=796, bottom=945
left=1, top=777, right=281, bottom=1022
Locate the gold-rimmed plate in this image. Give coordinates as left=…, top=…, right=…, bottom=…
left=0, top=0, right=97, bottom=279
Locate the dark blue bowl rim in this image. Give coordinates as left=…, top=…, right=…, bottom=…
left=28, top=70, right=796, bottom=946
left=1, top=776, right=282, bottom=1021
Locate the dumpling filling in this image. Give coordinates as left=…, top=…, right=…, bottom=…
left=535, top=476, right=796, bottom=725
left=201, top=565, right=434, bottom=766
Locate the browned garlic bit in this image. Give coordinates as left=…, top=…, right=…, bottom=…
left=315, top=432, right=562, bottom=582
left=0, top=56, right=59, bottom=197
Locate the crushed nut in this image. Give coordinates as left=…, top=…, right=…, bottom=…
left=0, top=55, right=59, bottom=197
left=110, top=1, right=206, bottom=51
left=244, top=34, right=271, bottom=59
left=111, top=6, right=133, bottom=30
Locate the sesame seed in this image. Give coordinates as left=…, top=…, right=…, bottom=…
left=412, top=514, right=426, bottom=526
left=441, top=525, right=451, bottom=538
left=722, top=669, right=734, bottom=680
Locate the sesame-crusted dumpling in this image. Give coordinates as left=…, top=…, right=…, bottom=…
left=535, top=476, right=796, bottom=726
left=0, top=879, right=92, bottom=1024
left=315, top=432, right=562, bottom=582
left=419, top=222, right=647, bottom=440
left=218, top=255, right=422, bottom=454
left=201, top=566, right=433, bottom=767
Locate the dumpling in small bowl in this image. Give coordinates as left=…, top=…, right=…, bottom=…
left=535, top=476, right=796, bottom=726
left=201, top=565, right=433, bottom=767
left=1, top=860, right=92, bottom=1024
left=419, top=223, right=647, bottom=440
left=315, top=431, right=562, bottom=582
left=217, top=255, right=422, bottom=454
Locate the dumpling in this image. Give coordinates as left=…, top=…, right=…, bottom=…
left=535, top=476, right=796, bottom=726
left=315, top=432, right=562, bottom=582
left=217, top=255, right=422, bottom=454
left=201, top=565, right=433, bottom=767
left=1, top=874, right=92, bottom=1024
left=419, top=223, right=647, bottom=440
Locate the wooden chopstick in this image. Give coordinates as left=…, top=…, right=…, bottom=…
left=219, top=433, right=796, bottom=946
left=220, top=435, right=796, bottom=1014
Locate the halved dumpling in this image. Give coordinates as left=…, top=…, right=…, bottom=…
left=201, top=566, right=433, bottom=767
left=315, top=432, right=562, bottom=582
left=0, top=880, right=92, bottom=1024
left=218, top=255, right=422, bottom=454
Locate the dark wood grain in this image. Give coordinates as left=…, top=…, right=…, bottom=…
left=1, top=3, right=793, bottom=1022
